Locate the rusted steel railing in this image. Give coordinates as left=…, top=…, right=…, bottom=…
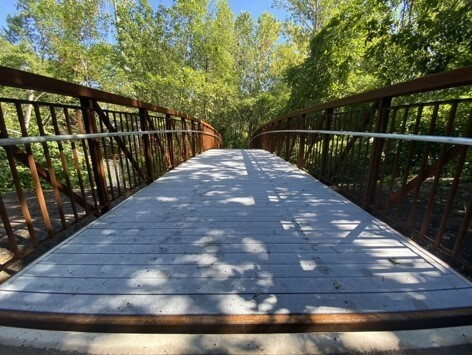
left=251, top=66, right=472, bottom=273
left=0, top=66, right=222, bottom=272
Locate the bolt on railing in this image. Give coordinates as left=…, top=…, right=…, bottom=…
left=251, top=66, right=472, bottom=274
left=0, top=66, right=222, bottom=274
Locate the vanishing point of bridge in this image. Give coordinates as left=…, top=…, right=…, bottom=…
left=0, top=66, right=471, bottom=333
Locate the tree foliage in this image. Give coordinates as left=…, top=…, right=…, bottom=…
left=284, top=0, right=472, bottom=110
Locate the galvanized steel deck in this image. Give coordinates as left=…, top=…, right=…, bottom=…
left=0, top=149, right=471, bottom=332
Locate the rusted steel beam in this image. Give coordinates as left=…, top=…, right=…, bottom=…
left=0, top=308, right=470, bottom=334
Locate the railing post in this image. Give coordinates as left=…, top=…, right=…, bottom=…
left=285, top=118, right=292, bottom=161
left=269, top=124, right=275, bottom=153
left=139, top=108, right=153, bottom=184
left=165, top=114, right=175, bottom=169
left=364, top=97, right=392, bottom=206
left=190, top=121, right=196, bottom=156
left=80, top=98, right=109, bottom=213
left=320, top=108, right=333, bottom=178
left=276, top=123, right=284, bottom=156
left=297, top=114, right=307, bottom=169
left=181, top=118, right=187, bottom=160
left=197, top=122, right=203, bottom=154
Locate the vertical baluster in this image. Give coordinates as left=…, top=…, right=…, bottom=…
left=16, top=102, right=54, bottom=239
left=98, top=111, right=115, bottom=200
left=80, top=98, right=109, bottom=214
left=51, top=106, right=79, bottom=222
left=191, top=121, right=196, bottom=157
left=166, top=114, right=175, bottom=169
left=107, top=111, right=122, bottom=197
left=297, top=114, right=307, bottom=169
left=65, top=108, right=90, bottom=216
left=0, top=103, right=38, bottom=247
left=140, top=108, right=153, bottom=184
left=114, top=112, right=128, bottom=193
left=406, top=103, right=439, bottom=228
left=419, top=102, right=457, bottom=236
left=364, top=97, right=391, bottom=206
left=320, top=108, right=333, bottom=179
left=35, top=104, right=66, bottom=231
left=435, top=107, right=472, bottom=247
left=181, top=118, right=188, bottom=161
left=395, top=105, right=423, bottom=220
left=375, top=107, right=399, bottom=209
left=384, top=106, right=409, bottom=214
left=76, top=108, right=99, bottom=212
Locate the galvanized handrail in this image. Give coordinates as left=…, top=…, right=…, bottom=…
left=0, top=129, right=222, bottom=147
left=250, top=129, right=472, bottom=146
left=251, top=66, right=472, bottom=273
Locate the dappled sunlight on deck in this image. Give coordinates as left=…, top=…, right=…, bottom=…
left=0, top=149, right=470, bottom=332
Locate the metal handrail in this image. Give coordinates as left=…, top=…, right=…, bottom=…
left=0, top=130, right=222, bottom=147
left=250, top=129, right=472, bottom=146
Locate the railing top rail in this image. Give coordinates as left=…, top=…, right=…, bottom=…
left=0, top=65, right=217, bottom=132
left=256, top=66, right=472, bottom=131
left=0, top=129, right=222, bottom=147
left=249, top=129, right=472, bottom=146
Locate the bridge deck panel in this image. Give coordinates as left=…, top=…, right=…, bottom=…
left=0, top=149, right=470, bottom=321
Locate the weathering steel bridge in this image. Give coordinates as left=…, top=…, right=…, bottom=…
left=0, top=66, right=471, bottom=338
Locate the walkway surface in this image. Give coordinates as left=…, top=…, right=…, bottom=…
left=0, top=149, right=471, bottom=332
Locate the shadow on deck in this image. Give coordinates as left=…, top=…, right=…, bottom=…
left=0, top=149, right=470, bottom=333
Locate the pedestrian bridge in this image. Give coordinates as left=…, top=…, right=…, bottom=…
left=0, top=149, right=470, bottom=332
left=0, top=66, right=471, bottom=333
